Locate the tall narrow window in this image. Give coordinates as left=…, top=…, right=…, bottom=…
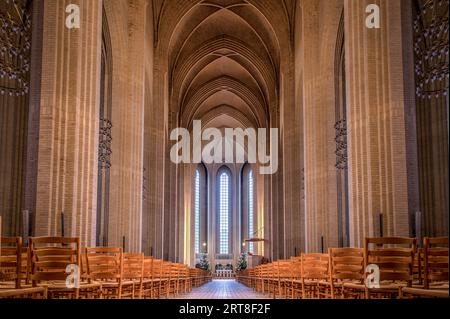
left=194, top=169, right=201, bottom=254
left=248, top=170, right=254, bottom=253
left=219, top=172, right=230, bottom=254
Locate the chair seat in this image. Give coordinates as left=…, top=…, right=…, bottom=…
left=0, top=282, right=18, bottom=289
left=370, top=283, right=407, bottom=290
left=429, top=283, right=449, bottom=289
left=342, top=282, right=366, bottom=290
left=100, top=280, right=134, bottom=288
left=303, top=279, right=328, bottom=285
left=142, top=279, right=162, bottom=284
left=0, top=287, right=47, bottom=298
left=402, top=287, right=449, bottom=298
left=37, top=281, right=102, bottom=290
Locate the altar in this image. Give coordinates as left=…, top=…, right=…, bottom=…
left=214, top=269, right=235, bottom=278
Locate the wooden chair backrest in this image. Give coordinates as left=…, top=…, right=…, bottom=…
left=80, top=247, right=89, bottom=280
left=143, top=256, right=153, bottom=279
left=0, top=237, right=22, bottom=288
left=123, top=253, right=144, bottom=281
left=264, top=263, right=276, bottom=278
left=413, top=248, right=423, bottom=285
left=189, top=268, right=198, bottom=277
left=289, top=257, right=301, bottom=280
left=20, top=246, right=30, bottom=283
left=152, top=259, right=164, bottom=280
left=301, top=253, right=329, bottom=281
left=180, top=264, right=189, bottom=278
left=365, top=237, right=416, bottom=286
left=424, top=237, right=448, bottom=289
left=329, top=248, right=364, bottom=282
left=169, top=262, right=180, bottom=280
left=260, top=264, right=270, bottom=279
left=161, top=261, right=171, bottom=279
left=254, top=265, right=261, bottom=278
left=277, top=260, right=292, bottom=280
left=29, top=237, right=79, bottom=285
left=85, top=247, right=123, bottom=282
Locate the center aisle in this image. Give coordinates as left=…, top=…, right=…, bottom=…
left=172, top=280, right=267, bottom=299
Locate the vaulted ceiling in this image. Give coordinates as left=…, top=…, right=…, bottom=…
left=154, top=0, right=293, bottom=131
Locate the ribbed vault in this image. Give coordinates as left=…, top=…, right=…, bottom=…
left=155, top=0, right=288, bottom=132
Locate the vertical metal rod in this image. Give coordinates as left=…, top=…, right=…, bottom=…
left=61, top=212, right=65, bottom=237
left=22, top=210, right=29, bottom=244
left=379, top=213, right=384, bottom=237
left=122, top=236, right=126, bottom=252
left=321, top=236, right=324, bottom=253
left=415, top=211, right=422, bottom=247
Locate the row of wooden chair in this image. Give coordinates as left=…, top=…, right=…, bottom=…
left=0, top=236, right=212, bottom=299
left=237, top=237, right=449, bottom=299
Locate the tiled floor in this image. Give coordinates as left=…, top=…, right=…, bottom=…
left=172, top=280, right=267, bottom=299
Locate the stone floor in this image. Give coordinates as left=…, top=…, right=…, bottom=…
left=172, top=279, right=267, bottom=299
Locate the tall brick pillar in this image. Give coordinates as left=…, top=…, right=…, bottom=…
left=102, top=0, right=148, bottom=252
left=35, top=0, right=102, bottom=246
left=344, top=0, right=411, bottom=245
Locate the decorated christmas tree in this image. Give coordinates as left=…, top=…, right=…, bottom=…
left=198, top=253, right=210, bottom=271
left=236, top=253, right=247, bottom=272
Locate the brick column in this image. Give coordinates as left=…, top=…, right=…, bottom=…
left=35, top=0, right=102, bottom=246
left=105, top=0, right=147, bottom=252
left=344, top=0, right=410, bottom=245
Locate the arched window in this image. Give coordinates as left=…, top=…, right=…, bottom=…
left=194, top=169, right=201, bottom=254
left=219, top=171, right=231, bottom=254
left=248, top=170, right=254, bottom=253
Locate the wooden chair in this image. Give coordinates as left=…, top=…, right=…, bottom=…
left=196, top=268, right=209, bottom=286
left=286, top=256, right=302, bottom=299
left=0, top=221, right=46, bottom=299
left=189, top=268, right=200, bottom=288
left=80, top=247, right=89, bottom=282
left=122, top=253, right=144, bottom=299
left=85, top=247, right=130, bottom=299
left=253, top=265, right=263, bottom=292
left=402, top=237, right=449, bottom=299
left=167, top=262, right=180, bottom=296
left=154, top=259, right=169, bottom=298
left=274, top=260, right=292, bottom=298
left=248, top=268, right=255, bottom=288
left=423, top=237, right=448, bottom=289
left=245, top=268, right=254, bottom=288
left=0, top=237, right=23, bottom=289
left=301, top=253, right=329, bottom=299
left=30, top=237, right=102, bottom=299
left=260, top=264, right=271, bottom=294
left=364, top=237, right=416, bottom=299
left=328, top=248, right=365, bottom=299
left=0, top=286, right=48, bottom=299
left=178, top=264, right=191, bottom=294
left=141, top=257, right=154, bottom=298
left=413, top=248, right=423, bottom=287
left=236, top=268, right=251, bottom=286
left=264, top=263, right=276, bottom=296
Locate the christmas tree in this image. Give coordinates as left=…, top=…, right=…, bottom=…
left=236, top=253, right=247, bottom=272
left=198, top=253, right=210, bottom=271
